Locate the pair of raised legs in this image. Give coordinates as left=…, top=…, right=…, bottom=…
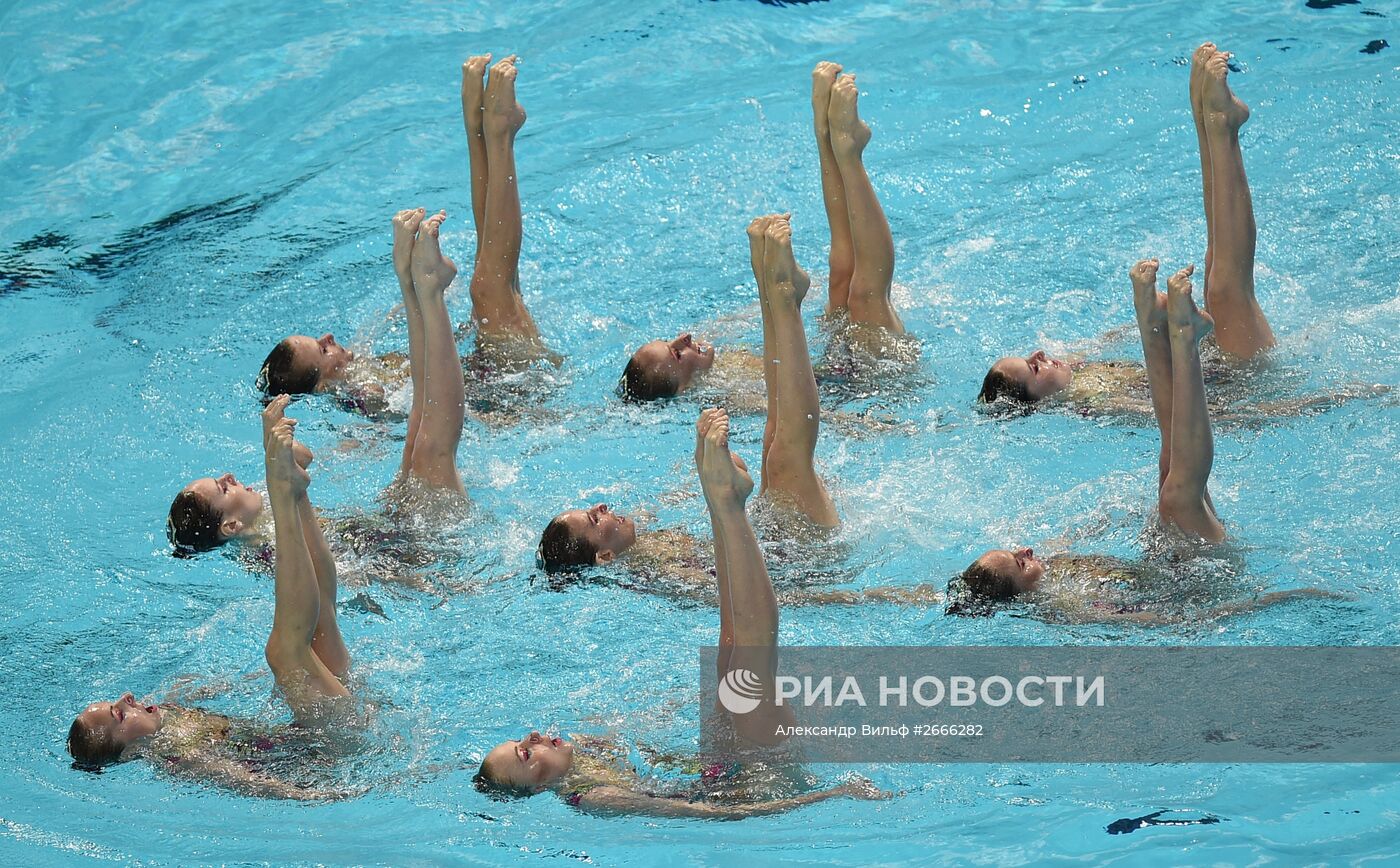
left=461, top=54, right=541, bottom=348
left=747, top=214, right=839, bottom=528
left=1190, top=43, right=1274, bottom=358
left=391, top=208, right=465, bottom=494
left=1132, top=260, right=1226, bottom=543
left=261, top=395, right=352, bottom=721
left=811, top=62, right=902, bottom=333
left=697, top=408, right=797, bottom=745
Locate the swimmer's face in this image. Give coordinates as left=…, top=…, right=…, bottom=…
left=631, top=334, right=715, bottom=395
left=481, top=731, right=575, bottom=791
left=976, top=547, right=1046, bottom=595
left=185, top=473, right=264, bottom=540
left=76, top=694, right=164, bottom=755
left=990, top=351, right=1072, bottom=402
left=285, top=333, right=353, bottom=387
left=558, top=504, right=637, bottom=563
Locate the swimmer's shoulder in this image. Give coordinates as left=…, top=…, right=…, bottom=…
left=1064, top=360, right=1150, bottom=415
left=1051, top=553, right=1138, bottom=581
left=717, top=349, right=763, bottom=373
left=634, top=528, right=702, bottom=564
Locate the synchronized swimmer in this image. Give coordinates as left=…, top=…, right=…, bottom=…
left=978, top=45, right=1382, bottom=422
left=76, top=46, right=1364, bottom=809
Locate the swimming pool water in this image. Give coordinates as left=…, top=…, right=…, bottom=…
left=2, top=0, right=1397, bottom=863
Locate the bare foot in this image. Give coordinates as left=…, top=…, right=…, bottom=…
left=1190, top=42, right=1216, bottom=123
left=696, top=406, right=719, bottom=469
left=461, top=54, right=491, bottom=134
left=484, top=55, right=526, bottom=139
left=827, top=73, right=871, bottom=159
left=1130, top=258, right=1167, bottom=332
left=262, top=398, right=310, bottom=493
left=695, top=408, right=753, bottom=507
left=410, top=210, right=458, bottom=298
left=762, top=216, right=810, bottom=307
left=392, top=207, right=425, bottom=280
left=812, top=61, right=842, bottom=139
left=1166, top=264, right=1214, bottom=341
left=746, top=214, right=776, bottom=295
left=1202, top=51, right=1249, bottom=130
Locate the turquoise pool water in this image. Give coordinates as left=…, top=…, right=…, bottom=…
left=2, top=0, right=1398, bottom=862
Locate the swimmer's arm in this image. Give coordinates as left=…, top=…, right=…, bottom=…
left=1089, top=589, right=1345, bottom=625
left=1205, top=588, right=1346, bottom=620
left=1246, top=384, right=1391, bottom=419
left=574, top=780, right=886, bottom=819
left=1087, top=609, right=1174, bottom=625
left=1086, top=392, right=1154, bottom=419
left=177, top=754, right=346, bottom=802
left=781, top=584, right=943, bottom=606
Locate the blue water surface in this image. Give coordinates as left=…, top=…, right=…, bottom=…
left=1, top=0, right=1398, bottom=863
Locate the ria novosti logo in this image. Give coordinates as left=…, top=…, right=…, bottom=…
left=717, top=668, right=764, bottom=714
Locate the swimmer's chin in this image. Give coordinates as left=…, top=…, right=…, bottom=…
left=697, top=346, right=717, bottom=371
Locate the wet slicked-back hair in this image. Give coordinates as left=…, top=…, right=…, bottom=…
left=472, top=760, right=539, bottom=801
left=258, top=339, right=320, bottom=396
left=67, top=716, right=122, bottom=769
left=959, top=559, right=1021, bottom=601
left=977, top=366, right=1033, bottom=405
left=538, top=516, right=599, bottom=573
left=167, top=489, right=224, bottom=554
left=619, top=355, right=680, bottom=402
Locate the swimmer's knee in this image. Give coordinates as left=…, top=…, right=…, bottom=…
left=765, top=438, right=818, bottom=475
left=264, top=639, right=297, bottom=682
left=828, top=262, right=854, bottom=290
left=408, top=432, right=455, bottom=472
left=1158, top=479, right=1203, bottom=519
left=762, top=419, right=778, bottom=448
left=846, top=275, right=887, bottom=303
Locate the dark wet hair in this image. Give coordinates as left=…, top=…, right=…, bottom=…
left=167, top=489, right=224, bottom=555
left=472, top=762, right=539, bottom=801
left=943, top=568, right=1012, bottom=618
left=977, top=365, right=1033, bottom=405
left=618, top=353, right=680, bottom=402
left=258, top=338, right=320, bottom=396
left=538, top=516, right=598, bottom=573
left=959, top=559, right=1021, bottom=601
left=67, top=716, right=122, bottom=769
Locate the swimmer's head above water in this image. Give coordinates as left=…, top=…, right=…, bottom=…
left=961, top=547, right=1046, bottom=600
left=978, top=350, right=1072, bottom=406
left=619, top=332, right=714, bottom=402
left=257, top=333, right=353, bottom=396
left=538, top=504, right=637, bottom=572
left=474, top=731, right=576, bottom=796
left=67, top=693, right=164, bottom=768
left=166, top=472, right=264, bottom=554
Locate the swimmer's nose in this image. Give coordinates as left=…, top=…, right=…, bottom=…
left=1015, top=546, right=1034, bottom=559
left=1029, top=350, right=1046, bottom=364
left=527, top=731, right=543, bottom=743
left=319, top=333, right=335, bottom=347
